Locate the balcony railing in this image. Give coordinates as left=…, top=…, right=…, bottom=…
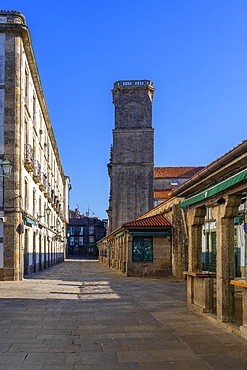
left=44, top=182, right=51, bottom=200
left=24, top=144, right=34, bottom=172
left=39, top=172, right=47, bottom=192
left=33, top=160, right=41, bottom=183
left=46, top=182, right=51, bottom=195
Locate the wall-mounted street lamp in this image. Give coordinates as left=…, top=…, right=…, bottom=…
left=0, top=158, right=12, bottom=178
left=37, top=206, right=51, bottom=220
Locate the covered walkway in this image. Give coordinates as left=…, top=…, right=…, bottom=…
left=0, top=258, right=247, bottom=369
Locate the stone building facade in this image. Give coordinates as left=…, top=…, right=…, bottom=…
left=0, top=11, right=70, bottom=280
left=107, top=80, right=155, bottom=232
left=67, top=210, right=107, bottom=256
left=154, top=166, right=204, bottom=205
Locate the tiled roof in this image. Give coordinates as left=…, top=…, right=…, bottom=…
left=172, top=140, right=247, bottom=196
left=154, top=166, right=204, bottom=178
left=154, top=190, right=172, bottom=199
left=123, top=214, right=172, bottom=228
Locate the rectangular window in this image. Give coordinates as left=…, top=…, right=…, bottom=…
left=32, top=189, right=36, bottom=216
left=132, top=236, right=153, bottom=262
left=79, top=227, right=83, bottom=235
left=33, top=94, right=36, bottom=124
left=25, top=68, right=29, bottom=102
left=70, top=237, right=74, bottom=246
left=89, top=226, right=94, bottom=235
left=89, top=236, right=94, bottom=243
left=39, top=197, right=42, bottom=216
left=79, top=237, right=83, bottom=246
left=24, top=180, right=29, bottom=210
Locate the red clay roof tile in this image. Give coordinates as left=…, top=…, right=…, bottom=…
left=154, top=166, right=204, bottom=178
left=123, top=214, right=172, bottom=228
left=154, top=190, right=172, bottom=199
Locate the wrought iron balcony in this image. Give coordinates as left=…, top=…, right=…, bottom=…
left=33, top=160, right=41, bottom=183
left=39, top=172, right=47, bottom=192
left=44, top=182, right=51, bottom=200
left=24, top=144, right=34, bottom=172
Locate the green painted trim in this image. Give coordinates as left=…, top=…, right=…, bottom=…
left=129, top=231, right=171, bottom=237
left=115, top=231, right=124, bottom=238
left=180, top=168, right=247, bottom=208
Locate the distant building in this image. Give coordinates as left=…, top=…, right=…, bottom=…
left=67, top=210, right=107, bottom=256
left=154, top=166, right=204, bottom=205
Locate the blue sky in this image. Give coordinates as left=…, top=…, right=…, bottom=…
left=2, top=1, right=247, bottom=219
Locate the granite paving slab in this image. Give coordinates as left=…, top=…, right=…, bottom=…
left=0, top=258, right=246, bottom=369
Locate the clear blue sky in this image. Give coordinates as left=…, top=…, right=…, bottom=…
left=2, top=1, right=247, bottom=219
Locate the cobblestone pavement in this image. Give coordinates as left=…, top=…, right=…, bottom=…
left=0, top=259, right=247, bottom=369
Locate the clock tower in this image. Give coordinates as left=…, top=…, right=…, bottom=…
left=107, top=80, right=155, bottom=232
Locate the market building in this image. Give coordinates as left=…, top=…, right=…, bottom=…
left=100, top=139, right=247, bottom=339
left=98, top=214, right=172, bottom=277
left=0, top=10, right=70, bottom=280
left=134, top=141, right=247, bottom=339
left=174, top=140, right=247, bottom=339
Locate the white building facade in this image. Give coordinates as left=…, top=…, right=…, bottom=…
left=0, top=10, right=70, bottom=280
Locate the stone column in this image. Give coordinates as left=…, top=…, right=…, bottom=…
left=126, top=234, right=133, bottom=277
left=240, top=288, right=247, bottom=339
left=187, top=207, right=206, bottom=272
left=186, top=207, right=206, bottom=304
left=172, top=204, right=188, bottom=279
left=212, top=195, right=242, bottom=322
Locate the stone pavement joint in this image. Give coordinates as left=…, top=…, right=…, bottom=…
left=0, top=258, right=247, bottom=369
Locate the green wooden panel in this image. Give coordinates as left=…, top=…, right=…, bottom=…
left=132, top=237, right=153, bottom=262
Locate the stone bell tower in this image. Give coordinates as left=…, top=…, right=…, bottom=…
left=107, top=80, right=155, bottom=232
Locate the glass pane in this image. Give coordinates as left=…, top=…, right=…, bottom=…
left=143, top=237, right=153, bottom=261
left=132, top=238, right=143, bottom=261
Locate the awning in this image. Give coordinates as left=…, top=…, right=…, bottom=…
left=180, top=168, right=247, bottom=208
left=25, top=217, right=37, bottom=227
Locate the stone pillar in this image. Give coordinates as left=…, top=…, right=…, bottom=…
left=126, top=234, right=133, bottom=276
left=240, top=288, right=247, bottom=339
left=212, top=195, right=242, bottom=322
left=187, top=207, right=206, bottom=272
left=186, top=207, right=206, bottom=304
left=171, top=204, right=188, bottom=279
